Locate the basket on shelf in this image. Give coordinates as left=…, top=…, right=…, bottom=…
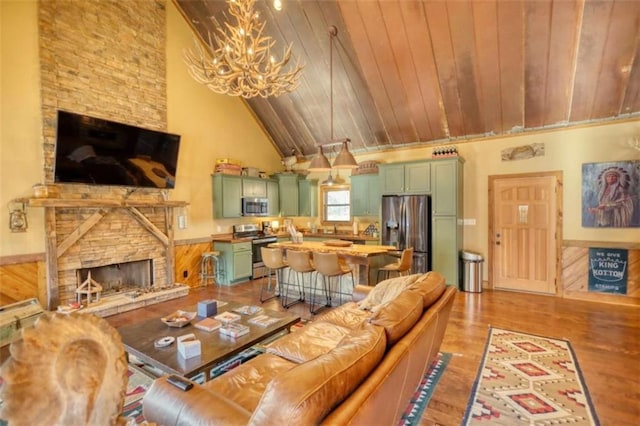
left=352, top=160, right=379, bottom=175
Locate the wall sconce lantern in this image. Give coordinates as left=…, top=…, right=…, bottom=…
left=9, top=202, right=28, bottom=233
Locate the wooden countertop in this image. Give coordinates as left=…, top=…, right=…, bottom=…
left=211, top=234, right=253, bottom=243
left=295, top=232, right=379, bottom=242
left=212, top=232, right=380, bottom=244
left=269, top=241, right=395, bottom=258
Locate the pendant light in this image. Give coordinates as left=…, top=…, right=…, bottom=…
left=308, top=145, right=331, bottom=171
left=308, top=26, right=357, bottom=172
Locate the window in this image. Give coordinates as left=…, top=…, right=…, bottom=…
left=321, top=185, right=351, bottom=224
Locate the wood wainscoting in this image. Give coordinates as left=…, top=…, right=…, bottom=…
left=0, top=254, right=45, bottom=306
left=174, top=238, right=214, bottom=288
left=562, top=240, right=639, bottom=307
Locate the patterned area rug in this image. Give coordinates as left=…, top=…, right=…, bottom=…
left=398, top=352, right=452, bottom=426
left=121, top=364, right=154, bottom=424
left=463, top=327, right=600, bottom=425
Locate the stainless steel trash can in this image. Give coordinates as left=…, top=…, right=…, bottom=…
left=460, top=250, right=483, bottom=293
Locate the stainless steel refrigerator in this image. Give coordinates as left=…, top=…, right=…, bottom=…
left=381, top=195, right=431, bottom=274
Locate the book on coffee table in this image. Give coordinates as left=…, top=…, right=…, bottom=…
left=219, top=323, right=249, bottom=338
left=232, top=305, right=263, bottom=316
left=214, top=311, right=241, bottom=324
left=248, top=314, right=280, bottom=327
left=194, top=317, right=221, bottom=332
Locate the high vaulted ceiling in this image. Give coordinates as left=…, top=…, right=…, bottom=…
left=175, top=0, right=640, bottom=160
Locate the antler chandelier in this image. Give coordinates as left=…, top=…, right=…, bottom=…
left=184, top=0, right=303, bottom=98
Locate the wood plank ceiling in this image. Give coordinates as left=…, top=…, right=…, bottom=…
left=175, top=0, right=640, bottom=159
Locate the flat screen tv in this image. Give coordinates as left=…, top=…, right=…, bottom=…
left=54, top=110, right=181, bottom=189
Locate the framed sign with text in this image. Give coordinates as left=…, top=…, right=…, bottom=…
left=588, top=248, right=628, bottom=294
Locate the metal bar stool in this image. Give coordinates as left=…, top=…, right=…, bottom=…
left=260, top=247, right=290, bottom=303
left=284, top=250, right=315, bottom=310
left=312, top=252, right=354, bottom=309
left=376, top=247, right=413, bottom=284
left=200, top=251, right=224, bottom=286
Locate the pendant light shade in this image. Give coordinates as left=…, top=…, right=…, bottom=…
left=322, top=172, right=335, bottom=186
left=308, top=146, right=331, bottom=171
left=332, top=139, right=358, bottom=169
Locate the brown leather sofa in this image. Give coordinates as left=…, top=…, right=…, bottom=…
left=142, top=271, right=456, bottom=425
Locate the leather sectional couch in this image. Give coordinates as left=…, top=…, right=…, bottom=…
left=142, top=271, right=456, bottom=425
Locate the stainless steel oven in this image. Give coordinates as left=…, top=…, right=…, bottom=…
left=251, top=235, right=278, bottom=279
left=232, top=224, right=277, bottom=280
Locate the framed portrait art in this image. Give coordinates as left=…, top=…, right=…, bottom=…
left=582, top=160, right=640, bottom=228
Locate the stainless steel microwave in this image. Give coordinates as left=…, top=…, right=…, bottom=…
left=242, top=197, right=268, bottom=216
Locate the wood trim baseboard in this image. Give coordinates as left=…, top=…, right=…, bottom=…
left=563, top=240, right=640, bottom=250
left=0, top=253, right=45, bottom=266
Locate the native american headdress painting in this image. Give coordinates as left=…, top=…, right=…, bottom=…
left=582, top=161, right=640, bottom=228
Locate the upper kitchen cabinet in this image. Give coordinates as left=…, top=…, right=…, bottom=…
left=242, top=177, right=267, bottom=198
left=212, top=174, right=242, bottom=218
left=273, top=174, right=317, bottom=217
left=213, top=174, right=277, bottom=218
left=379, top=161, right=431, bottom=195
left=274, top=174, right=299, bottom=216
left=431, top=158, right=464, bottom=217
left=298, top=179, right=318, bottom=217
left=351, top=174, right=380, bottom=216
left=266, top=179, right=279, bottom=216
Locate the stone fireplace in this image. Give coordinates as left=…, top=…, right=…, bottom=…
left=37, top=194, right=188, bottom=316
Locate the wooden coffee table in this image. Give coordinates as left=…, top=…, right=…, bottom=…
left=117, top=301, right=300, bottom=382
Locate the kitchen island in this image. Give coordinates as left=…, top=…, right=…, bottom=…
left=269, top=241, right=395, bottom=286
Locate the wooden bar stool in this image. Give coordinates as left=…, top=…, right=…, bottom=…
left=376, top=247, right=413, bottom=283
left=200, top=251, right=224, bottom=286
left=260, top=247, right=289, bottom=303
left=284, top=250, right=315, bottom=310
left=312, top=252, right=354, bottom=309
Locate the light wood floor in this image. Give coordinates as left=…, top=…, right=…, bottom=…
left=106, top=281, right=640, bottom=425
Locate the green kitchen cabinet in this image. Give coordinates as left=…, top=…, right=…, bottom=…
left=350, top=174, right=380, bottom=216
left=379, top=161, right=431, bottom=195
left=430, top=157, right=464, bottom=287
left=431, top=215, right=460, bottom=286
left=213, top=241, right=252, bottom=285
left=275, top=174, right=300, bottom=216
left=242, top=177, right=267, bottom=198
left=266, top=179, right=279, bottom=216
left=298, top=179, right=318, bottom=217
left=431, top=158, right=463, bottom=216
left=212, top=174, right=242, bottom=218
left=273, top=174, right=317, bottom=217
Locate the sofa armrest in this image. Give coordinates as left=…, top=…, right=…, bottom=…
left=142, top=376, right=251, bottom=425
left=352, top=285, right=372, bottom=302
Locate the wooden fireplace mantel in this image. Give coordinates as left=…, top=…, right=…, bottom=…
left=14, top=197, right=188, bottom=208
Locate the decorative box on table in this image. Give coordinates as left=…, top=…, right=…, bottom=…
left=197, top=299, right=218, bottom=317
left=177, top=333, right=201, bottom=359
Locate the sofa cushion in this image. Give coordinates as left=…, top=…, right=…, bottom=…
left=407, top=271, right=447, bottom=308
left=357, top=274, right=422, bottom=312
left=249, top=325, right=386, bottom=426
left=316, top=302, right=372, bottom=329
left=204, top=353, right=297, bottom=413
left=266, top=321, right=352, bottom=363
left=368, top=289, right=423, bottom=346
